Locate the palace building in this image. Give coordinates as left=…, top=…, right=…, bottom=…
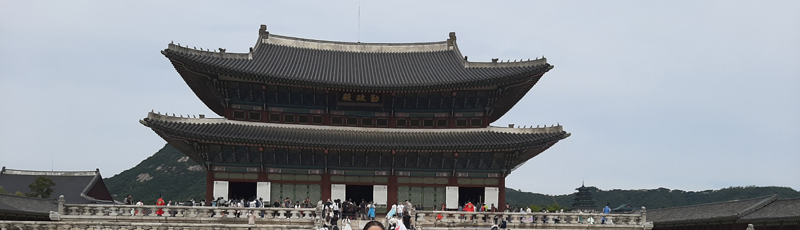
left=141, top=25, right=569, bottom=212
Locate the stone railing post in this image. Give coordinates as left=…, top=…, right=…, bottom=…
left=94, top=206, right=105, bottom=216
left=291, top=210, right=300, bottom=219
left=108, top=206, right=118, bottom=216
left=67, top=206, right=79, bottom=216
left=58, top=195, right=65, bottom=215
left=277, top=210, right=287, bottom=219
left=81, top=206, right=92, bottom=216
left=641, top=207, right=647, bottom=224
left=212, top=208, right=222, bottom=218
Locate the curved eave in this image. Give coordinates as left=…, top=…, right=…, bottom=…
left=140, top=113, right=569, bottom=152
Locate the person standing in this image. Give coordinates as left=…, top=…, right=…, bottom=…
left=367, top=201, right=376, bottom=220
left=397, top=202, right=405, bottom=218
left=602, top=203, right=611, bottom=224
left=247, top=210, right=256, bottom=225
left=124, top=195, right=133, bottom=205
left=155, top=195, right=166, bottom=216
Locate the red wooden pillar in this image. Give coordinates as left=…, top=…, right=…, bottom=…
left=388, top=175, right=398, bottom=211
left=498, top=176, right=506, bottom=212
left=205, top=170, right=214, bottom=205
left=321, top=174, right=332, bottom=201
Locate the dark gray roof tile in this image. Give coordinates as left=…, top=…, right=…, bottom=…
left=163, top=33, right=552, bottom=91
left=141, top=112, right=569, bottom=152
left=648, top=195, right=777, bottom=225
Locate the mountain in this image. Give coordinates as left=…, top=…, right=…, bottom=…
left=105, top=144, right=800, bottom=209
left=104, top=144, right=206, bottom=204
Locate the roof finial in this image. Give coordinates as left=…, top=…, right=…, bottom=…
left=259, top=24, right=269, bottom=39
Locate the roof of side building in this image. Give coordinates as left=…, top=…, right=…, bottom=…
left=647, top=195, right=777, bottom=225
left=0, top=167, right=115, bottom=204
left=739, top=197, right=800, bottom=222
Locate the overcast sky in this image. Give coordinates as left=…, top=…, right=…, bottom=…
left=1, top=1, right=798, bottom=195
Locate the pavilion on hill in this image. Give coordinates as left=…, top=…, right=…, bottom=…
left=572, top=183, right=597, bottom=211
left=142, top=24, right=570, bottom=212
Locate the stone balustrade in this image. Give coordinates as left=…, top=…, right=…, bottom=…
left=414, top=210, right=651, bottom=229
left=56, top=204, right=318, bottom=224
left=0, top=220, right=311, bottom=230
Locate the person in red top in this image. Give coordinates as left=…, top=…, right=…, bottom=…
left=462, top=201, right=475, bottom=220
left=463, top=201, right=475, bottom=212
left=155, top=195, right=166, bottom=216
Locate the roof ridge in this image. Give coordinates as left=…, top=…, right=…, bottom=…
left=738, top=194, right=778, bottom=218
left=165, top=43, right=252, bottom=60
left=1, top=168, right=98, bottom=177
left=269, top=33, right=448, bottom=47
left=264, top=33, right=452, bottom=53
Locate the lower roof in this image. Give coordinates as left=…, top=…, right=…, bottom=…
left=140, top=112, right=569, bottom=151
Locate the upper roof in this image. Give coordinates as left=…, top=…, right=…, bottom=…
left=140, top=112, right=569, bottom=152
left=162, top=25, right=552, bottom=91
left=0, top=167, right=115, bottom=204
left=647, top=195, right=777, bottom=225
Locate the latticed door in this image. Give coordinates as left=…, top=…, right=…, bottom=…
left=409, top=187, right=423, bottom=209
left=295, top=184, right=309, bottom=202
left=270, top=183, right=282, bottom=205
left=422, top=187, right=435, bottom=210
left=434, top=187, right=446, bottom=210
left=308, top=184, right=322, bottom=202
left=397, top=186, right=410, bottom=205
left=283, top=183, right=296, bottom=202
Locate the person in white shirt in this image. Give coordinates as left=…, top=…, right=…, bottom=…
left=397, top=203, right=405, bottom=218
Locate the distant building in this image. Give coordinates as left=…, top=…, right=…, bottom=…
left=648, top=194, right=800, bottom=230
left=572, top=183, right=597, bottom=211
left=612, top=204, right=636, bottom=213
left=0, top=167, right=115, bottom=204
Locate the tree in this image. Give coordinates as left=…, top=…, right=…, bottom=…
left=27, top=176, right=56, bottom=198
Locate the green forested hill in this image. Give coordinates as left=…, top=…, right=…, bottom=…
left=106, top=144, right=800, bottom=209
left=104, top=144, right=205, bottom=204
left=505, top=186, right=800, bottom=210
